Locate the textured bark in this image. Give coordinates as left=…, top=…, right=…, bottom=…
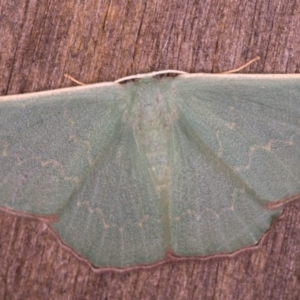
left=1, top=0, right=300, bottom=299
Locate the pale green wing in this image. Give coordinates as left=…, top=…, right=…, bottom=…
left=0, top=84, right=165, bottom=267
left=169, top=75, right=300, bottom=256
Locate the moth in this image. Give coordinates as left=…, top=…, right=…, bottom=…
left=1, top=70, right=300, bottom=268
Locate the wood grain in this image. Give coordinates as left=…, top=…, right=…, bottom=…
left=1, top=0, right=300, bottom=299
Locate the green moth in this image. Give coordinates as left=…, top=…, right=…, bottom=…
left=0, top=72, right=300, bottom=268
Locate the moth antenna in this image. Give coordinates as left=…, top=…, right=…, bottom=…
left=115, top=70, right=188, bottom=83
left=222, top=56, right=260, bottom=74
left=64, top=74, right=85, bottom=85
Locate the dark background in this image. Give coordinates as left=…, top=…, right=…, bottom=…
left=1, top=0, right=300, bottom=299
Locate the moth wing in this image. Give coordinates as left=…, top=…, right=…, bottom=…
left=0, top=84, right=165, bottom=267
left=169, top=75, right=300, bottom=255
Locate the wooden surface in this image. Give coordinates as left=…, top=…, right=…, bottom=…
left=1, top=0, right=300, bottom=299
